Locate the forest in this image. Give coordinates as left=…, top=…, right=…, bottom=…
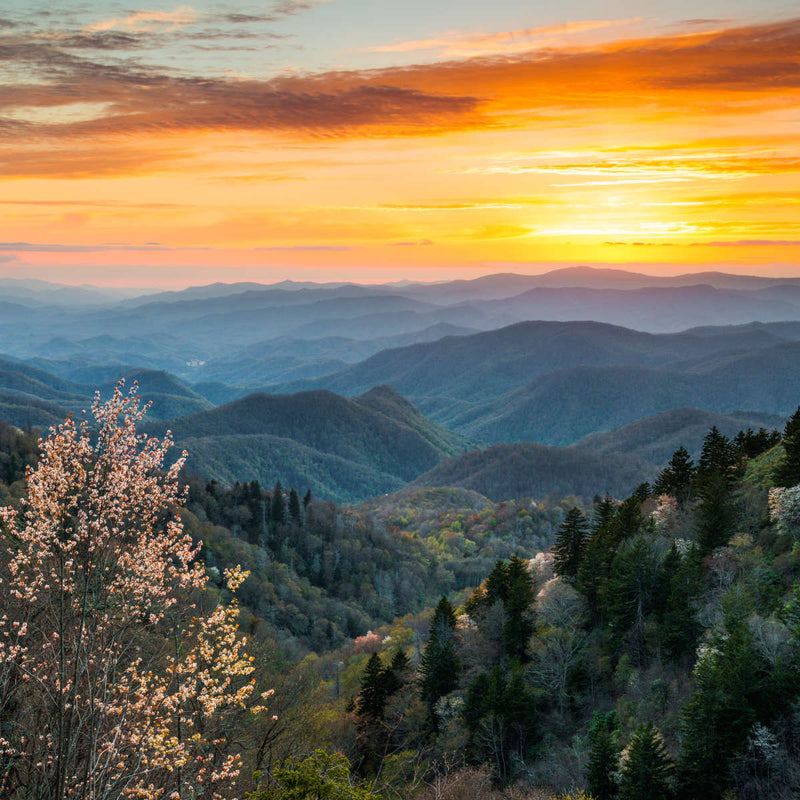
left=0, top=388, right=799, bottom=799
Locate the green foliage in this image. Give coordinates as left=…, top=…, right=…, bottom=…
left=250, top=750, right=379, bottom=800
left=419, top=597, right=461, bottom=719
left=586, top=711, right=621, bottom=800
left=774, top=405, right=800, bottom=487
left=653, top=447, right=695, bottom=504
left=553, top=507, right=589, bottom=582
left=618, top=722, right=674, bottom=800
left=467, top=556, right=536, bottom=663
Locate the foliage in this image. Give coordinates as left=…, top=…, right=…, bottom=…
left=774, top=405, right=800, bottom=488
left=618, top=722, right=674, bottom=800
left=553, top=507, right=589, bottom=582
left=249, top=750, right=379, bottom=800
left=0, top=385, right=269, bottom=800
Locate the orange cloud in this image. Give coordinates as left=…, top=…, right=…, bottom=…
left=1, top=16, right=797, bottom=156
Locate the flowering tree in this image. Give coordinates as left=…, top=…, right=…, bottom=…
left=0, top=384, right=270, bottom=800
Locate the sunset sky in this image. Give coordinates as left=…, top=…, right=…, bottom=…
left=2, top=0, right=800, bottom=287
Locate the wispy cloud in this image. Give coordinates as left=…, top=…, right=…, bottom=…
left=0, top=242, right=209, bottom=252
left=87, top=6, right=197, bottom=33
left=367, top=19, right=641, bottom=58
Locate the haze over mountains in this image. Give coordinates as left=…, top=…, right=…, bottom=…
left=2, top=266, right=799, bottom=501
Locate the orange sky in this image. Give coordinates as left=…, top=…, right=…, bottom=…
left=1, top=8, right=799, bottom=287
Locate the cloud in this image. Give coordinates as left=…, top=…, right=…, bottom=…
left=0, top=242, right=208, bottom=252
left=367, top=18, right=640, bottom=58
left=0, top=15, right=798, bottom=171
left=88, top=6, right=197, bottom=33
left=389, top=239, right=433, bottom=246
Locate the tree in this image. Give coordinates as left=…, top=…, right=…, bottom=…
left=288, top=487, right=302, bottom=526
left=419, top=597, right=461, bottom=722
left=654, top=447, right=695, bottom=504
left=0, top=384, right=270, bottom=800
left=618, top=722, right=674, bottom=800
left=356, top=653, right=389, bottom=720
left=586, top=711, right=621, bottom=800
left=249, top=750, right=379, bottom=800
left=270, top=480, right=287, bottom=525
left=553, top=507, right=589, bottom=582
left=775, top=405, right=800, bottom=487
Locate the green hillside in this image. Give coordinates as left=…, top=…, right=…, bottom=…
left=414, top=440, right=651, bottom=501
left=149, top=386, right=467, bottom=502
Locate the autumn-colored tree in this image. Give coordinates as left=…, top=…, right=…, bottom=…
left=0, top=384, right=270, bottom=800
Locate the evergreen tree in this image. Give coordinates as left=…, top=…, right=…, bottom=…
left=775, top=405, right=800, bottom=487
left=419, top=597, right=461, bottom=719
left=586, top=711, right=621, bottom=800
left=603, top=536, right=658, bottom=659
left=356, top=653, right=388, bottom=720
left=502, top=555, right=536, bottom=662
left=695, top=470, right=735, bottom=553
left=619, top=722, right=674, bottom=800
left=593, top=494, right=617, bottom=532
left=656, top=545, right=703, bottom=663
left=270, top=480, right=286, bottom=525
left=654, top=447, right=696, bottom=504
left=303, top=488, right=313, bottom=508
left=695, top=426, right=737, bottom=490
left=288, top=487, right=302, bottom=525
left=677, top=620, right=760, bottom=799
left=553, top=506, right=590, bottom=582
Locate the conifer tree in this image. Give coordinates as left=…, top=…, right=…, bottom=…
left=303, top=487, right=313, bottom=508
left=654, top=447, right=696, bottom=504
left=775, top=405, right=800, bottom=487
left=356, top=653, right=388, bottom=720
left=502, top=555, right=536, bottom=662
left=288, top=486, right=302, bottom=525
left=553, top=506, right=590, bottom=582
left=419, top=597, right=461, bottom=718
left=593, top=493, right=617, bottom=532
left=677, top=619, right=759, bottom=799
left=695, top=426, right=737, bottom=489
left=271, top=479, right=286, bottom=525
left=618, top=722, right=674, bottom=800
left=586, top=711, right=621, bottom=800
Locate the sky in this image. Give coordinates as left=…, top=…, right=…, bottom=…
left=1, top=0, right=800, bottom=287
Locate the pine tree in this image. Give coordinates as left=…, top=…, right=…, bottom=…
left=356, top=653, right=388, bottom=720
left=619, top=722, right=674, bottom=800
left=553, top=506, right=590, bottom=582
left=270, top=480, right=286, bottom=525
left=502, top=555, right=536, bottom=662
left=303, top=487, right=313, bottom=508
left=586, top=711, right=621, bottom=800
left=695, top=426, right=737, bottom=490
left=419, top=597, right=461, bottom=719
left=775, top=405, right=800, bottom=487
left=695, top=470, right=735, bottom=553
left=593, top=494, right=617, bottom=532
left=677, top=620, right=759, bottom=799
left=654, top=447, right=696, bottom=504
left=288, top=487, right=302, bottom=525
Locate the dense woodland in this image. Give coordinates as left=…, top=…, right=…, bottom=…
left=1, top=402, right=800, bottom=799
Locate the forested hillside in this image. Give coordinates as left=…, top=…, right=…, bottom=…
left=3, top=398, right=800, bottom=799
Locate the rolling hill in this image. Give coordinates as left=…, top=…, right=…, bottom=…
left=146, top=385, right=468, bottom=502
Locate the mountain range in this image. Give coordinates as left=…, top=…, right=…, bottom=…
left=2, top=267, right=799, bottom=502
